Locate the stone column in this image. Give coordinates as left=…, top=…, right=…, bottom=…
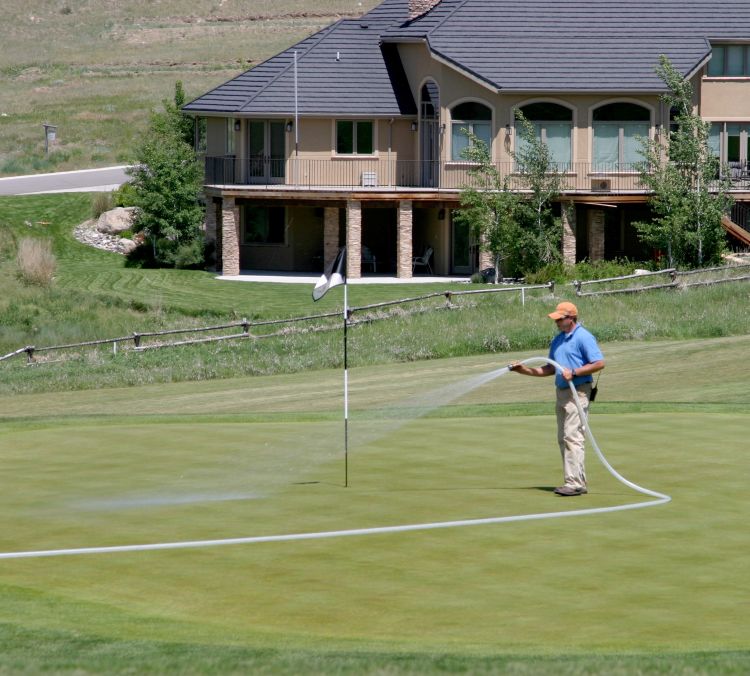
left=587, top=209, right=605, bottom=262
left=323, top=207, right=339, bottom=270
left=221, top=196, right=240, bottom=276
left=478, top=236, right=492, bottom=272
left=397, top=200, right=413, bottom=278
left=346, top=201, right=362, bottom=279
left=561, top=201, right=577, bottom=265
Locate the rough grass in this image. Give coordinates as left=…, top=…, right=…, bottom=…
left=15, top=236, right=56, bottom=286
left=3, top=193, right=750, bottom=394
left=0, top=0, right=380, bottom=174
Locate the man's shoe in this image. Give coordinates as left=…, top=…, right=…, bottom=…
left=554, top=485, right=587, bottom=496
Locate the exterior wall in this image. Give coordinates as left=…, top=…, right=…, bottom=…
left=346, top=201, right=362, bottom=279
left=699, top=77, right=750, bottom=119
left=587, top=209, right=606, bottom=261
left=238, top=205, right=323, bottom=272
left=396, top=201, right=413, bottom=277
left=221, top=196, right=240, bottom=276
left=561, top=201, right=577, bottom=265
left=416, top=207, right=445, bottom=275
left=399, top=44, right=668, bottom=190
left=206, top=117, right=230, bottom=156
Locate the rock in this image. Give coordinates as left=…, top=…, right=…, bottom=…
left=96, top=207, right=135, bottom=235
left=119, top=238, right=137, bottom=254
left=74, top=218, right=140, bottom=256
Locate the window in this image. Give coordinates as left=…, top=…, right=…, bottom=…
left=707, top=45, right=750, bottom=77
left=517, top=102, right=573, bottom=168
left=709, top=122, right=750, bottom=172
left=336, top=120, right=374, bottom=155
left=226, top=118, right=236, bottom=155
left=241, top=206, right=286, bottom=245
left=592, top=103, right=650, bottom=170
left=451, top=101, right=492, bottom=160
left=194, top=117, right=207, bottom=154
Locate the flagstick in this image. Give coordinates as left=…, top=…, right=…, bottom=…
left=343, top=280, right=349, bottom=488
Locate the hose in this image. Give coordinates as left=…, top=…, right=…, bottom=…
left=514, top=357, right=671, bottom=504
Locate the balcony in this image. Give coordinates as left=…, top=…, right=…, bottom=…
left=203, top=156, right=750, bottom=195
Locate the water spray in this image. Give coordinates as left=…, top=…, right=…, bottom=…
left=0, top=357, right=670, bottom=560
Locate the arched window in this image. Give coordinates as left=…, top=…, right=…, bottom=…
left=517, top=102, right=573, bottom=168
left=593, top=103, right=650, bottom=170
left=451, top=101, right=492, bottom=160
left=420, top=82, right=440, bottom=187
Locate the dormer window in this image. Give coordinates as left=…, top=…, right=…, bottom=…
left=707, top=44, right=750, bottom=77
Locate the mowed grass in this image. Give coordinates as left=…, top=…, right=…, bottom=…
left=0, top=338, right=748, bottom=672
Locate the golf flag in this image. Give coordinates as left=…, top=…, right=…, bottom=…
left=312, top=247, right=346, bottom=301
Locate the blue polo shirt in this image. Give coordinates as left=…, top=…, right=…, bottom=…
left=548, top=323, right=604, bottom=389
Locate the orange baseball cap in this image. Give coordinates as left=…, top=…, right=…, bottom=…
left=548, top=301, right=578, bottom=320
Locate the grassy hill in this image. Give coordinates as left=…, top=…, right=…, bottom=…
left=0, top=0, right=379, bottom=175
left=3, top=192, right=750, bottom=396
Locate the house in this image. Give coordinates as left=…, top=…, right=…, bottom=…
left=183, top=0, right=750, bottom=278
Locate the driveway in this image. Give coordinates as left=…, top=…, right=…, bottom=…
left=0, top=166, right=130, bottom=195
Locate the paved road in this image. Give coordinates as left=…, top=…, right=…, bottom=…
left=0, top=166, right=130, bottom=196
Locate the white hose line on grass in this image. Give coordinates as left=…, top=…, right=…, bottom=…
left=0, top=357, right=670, bottom=560
left=521, top=356, right=671, bottom=504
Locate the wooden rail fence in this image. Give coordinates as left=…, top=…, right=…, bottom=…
left=0, top=283, right=554, bottom=366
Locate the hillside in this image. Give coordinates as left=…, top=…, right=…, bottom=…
left=0, top=0, right=378, bottom=176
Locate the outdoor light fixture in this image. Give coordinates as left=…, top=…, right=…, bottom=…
left=410, top=121, right=418, bottom=132
left=234, top=120, right=241, bottom=131
left=286, top=121, right=294, bottom=132
left=505, top=123, right=512, bottom=136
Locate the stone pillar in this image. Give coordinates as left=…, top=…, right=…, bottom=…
left=221, top=196, right=240, bottom=276
left=587, top=209, right=605, bottom=262
left=204, top=198, right=218, bottom=271
left=323, top=207, right=339, bottom=270
left=397, top=200, right=413, bottom=278
left=346, top=201, right=362, bottom=279
left=478, top=236, right=492, bottom=272
left=562, top=201, right=577, bottom=265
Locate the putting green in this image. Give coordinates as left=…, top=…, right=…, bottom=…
left=0, top=409, right=746, bottom=653
left=0, top=339, right=748, bottom=656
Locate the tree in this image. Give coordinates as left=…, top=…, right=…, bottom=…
left=635, top=55, right=733, bottom=268
left=454, top=132, right=521, bottom=281
left=512, top=110, right=565, bottom=269
left=455, top=111, right=565, bottom=280
left=127, top=82, right=205, bottom=268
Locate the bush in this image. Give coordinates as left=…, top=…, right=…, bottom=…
left=112, top=182, right=138, bottom=208
left=524, top=259, right=639, bottom=284
left=16, top=237, right=56, bottom=286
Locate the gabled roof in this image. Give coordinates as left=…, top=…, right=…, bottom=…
left=184, top=0, right=416, bottom=117
left=185, top=0, right=750, bottom=116
left=384, top=0, right=750, bottom=93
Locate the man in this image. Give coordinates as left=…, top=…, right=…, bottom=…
left=508, top=301, right=605, bottom=496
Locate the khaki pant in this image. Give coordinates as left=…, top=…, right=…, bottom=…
left=555, top=383, right=592, bottom=489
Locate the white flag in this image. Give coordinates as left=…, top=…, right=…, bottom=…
left=312, top=247, right=346, bottom=301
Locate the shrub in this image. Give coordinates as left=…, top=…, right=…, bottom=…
left=16, top=237, right=56, bottom=286
left=112, top=182, right=138, bottom=208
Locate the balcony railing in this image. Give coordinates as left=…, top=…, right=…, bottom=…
left=204, top=156, right=750, bottom=194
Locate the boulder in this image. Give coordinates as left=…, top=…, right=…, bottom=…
left=96, top=207, right=135, bottom=235
left=119, top=238, right=138, bottom=255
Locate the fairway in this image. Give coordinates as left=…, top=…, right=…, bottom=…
left=0, top=337, right=749, bottom=666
